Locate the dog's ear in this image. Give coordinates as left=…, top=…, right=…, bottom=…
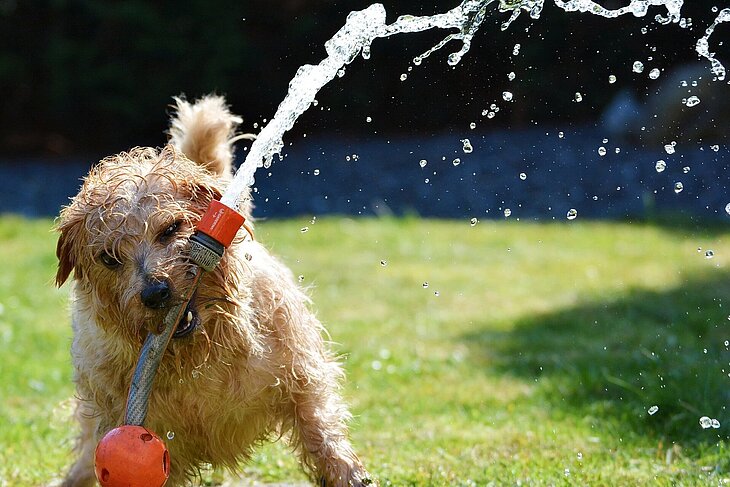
left=55, top=209, right=84, bottom=286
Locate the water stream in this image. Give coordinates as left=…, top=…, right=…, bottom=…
left=220, top=0, right=725, bottom=210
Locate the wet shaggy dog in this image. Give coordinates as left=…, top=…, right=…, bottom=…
left=56, top=96, right=372, bottom=486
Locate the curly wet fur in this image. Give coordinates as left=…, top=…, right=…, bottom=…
left=56, top=96, right=372, bottom=487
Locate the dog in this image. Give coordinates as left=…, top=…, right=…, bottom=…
left=55, top=95, right=373, bottom=486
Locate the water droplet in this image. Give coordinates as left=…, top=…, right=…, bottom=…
left=602, top=138, right=609, bottom=144
left=469, top=122, right=476, bottom=129
left=632, top=60, right=645, bottom=73
left=655, top=160, right=666, bottom=172
left=244, top=253, right=253, bottom=261
left=191, top=369, right=200, bottom=379
left=725, top=203, right=730, bottom=215
left=574, top=92, right=583, bottom=103
left=400, top=73, right=408, bottom=81
left=413, top=55, right=422, bottom=66
left=470, top=217, right=478, bottom=226
left=664, top=143, right=676, bottom=154
left=598, top=146, right=607, bottom=156
left=711, top=144, right=720, bottom=152
left=508, top=71, right=516, bottom=81
left=577, top=452, right=583, bottom=460
left=487, top=111, right=496, bottom=119
left=712, top=418, right=721, bottom=429
left=298, top=275, right=305, bottom=282
left=380, top=260, right=387, bottom=266
left=313, top=169, right=320, bottom=176
left=461, top=139, right=473, bottom=154
left=301, top=226, right=309, bottom=233
left=725, top=340, right=729, bottom=347
left=452, top=158, right=461, bottom=166
left=614, top=147, right=621, bottom=154
left=419, top=159, right=427, bottom=168
left=447, top=52, right=461, bottom=66
left=512, top=43, right=521, bottom=56
left=502, top=208, right=512, bottom=218
left=682, top=166, right=690, bottom=174
left=371, top=360, right=382, bottom=371
left=434, top=291, right=440, bottom=297
left=422, top=282, right=429, bottom=289
left=648, top=405, right=659, bottom=415
left=337, top=68, right=346, bottom=78
left=564, top=468, right=570, bottom=477
left=366, top=116, right=372, bottom=123
left=608, top=74, right=617, bottom=84
left=567, top=209, right=578, bottom=220
left=362, top=46, right=371, bottom=60
left=166, top=431, right=175, bottom=440
left=705, top=250, right=715, bottom=259
left=649, top=68, right=661, bottom=79
left=685, top=95, right=701, bottom=107
left=519, top=172, right=527, bottom=180
left=700, top=416, right=712, bottom=429
left=674, top=182, right=684, bottom=193
left=502, top=91, right=513, bottom=102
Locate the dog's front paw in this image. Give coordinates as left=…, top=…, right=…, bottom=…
left=319, top=467, right=376, bottom=487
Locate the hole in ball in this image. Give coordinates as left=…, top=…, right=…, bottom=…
left=140, top=433, right=153, bottom=442
left=101, top=468, right=110, bottom=482
left=163, top=450, right=170, bottom=474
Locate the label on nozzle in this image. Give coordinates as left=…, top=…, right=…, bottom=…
left=196, top=200, right=245, bottom=248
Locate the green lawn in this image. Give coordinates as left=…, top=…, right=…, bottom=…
left=1, top=214, right=729, bottom=486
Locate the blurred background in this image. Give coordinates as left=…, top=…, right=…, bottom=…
left=0, top=0, right=728, bottom=219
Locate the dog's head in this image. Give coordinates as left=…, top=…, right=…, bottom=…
left=56, top=145, right=238, bottom=342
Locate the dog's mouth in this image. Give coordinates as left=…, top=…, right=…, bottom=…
left=172, top=292, right=200, bottom=339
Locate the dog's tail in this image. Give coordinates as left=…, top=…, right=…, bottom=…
left=168, top=95, right=249, bottom=178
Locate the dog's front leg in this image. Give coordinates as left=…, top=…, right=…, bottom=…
left=290, top=384, right=373, bottom=487
left=61, top=399, right=114, bottom=487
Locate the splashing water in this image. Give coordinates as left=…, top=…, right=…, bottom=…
left=219, top=0, right=698, bottom=209
left=696, top=8, right=730, bottom=81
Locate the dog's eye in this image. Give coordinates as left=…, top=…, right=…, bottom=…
left=99, top=252, right=122, bottom=269
left=160, top=221, right=181, bottom=240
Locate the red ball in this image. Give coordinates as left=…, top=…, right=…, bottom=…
left=94, top=425, right=170, bottom=487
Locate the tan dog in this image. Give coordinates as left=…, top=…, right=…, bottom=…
left=56, top=96, right=372, bottom=486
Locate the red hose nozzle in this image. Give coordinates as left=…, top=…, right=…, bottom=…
left=196, top=199, right=245, bottom=248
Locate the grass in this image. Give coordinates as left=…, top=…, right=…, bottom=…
left=1, top=214, right=729, bottom=486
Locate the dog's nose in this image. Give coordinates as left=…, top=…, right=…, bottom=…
left=140, top=280, right=172, bottom=309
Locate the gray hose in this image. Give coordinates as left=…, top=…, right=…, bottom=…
left=124, top=235, right=223, bottom=426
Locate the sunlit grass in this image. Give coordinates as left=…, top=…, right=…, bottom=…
left=1, top=215, right=729, bottom=485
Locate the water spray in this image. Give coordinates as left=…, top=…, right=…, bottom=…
left=91, top=0, right=717, bottom=484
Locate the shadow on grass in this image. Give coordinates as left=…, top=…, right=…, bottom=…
left=461, top=270, right=730, bottom=443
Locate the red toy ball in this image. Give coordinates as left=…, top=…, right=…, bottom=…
left=94, top=425, right=170, bottom=487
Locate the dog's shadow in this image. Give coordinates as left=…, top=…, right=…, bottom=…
left=460, top=270, right=730, bottom=443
